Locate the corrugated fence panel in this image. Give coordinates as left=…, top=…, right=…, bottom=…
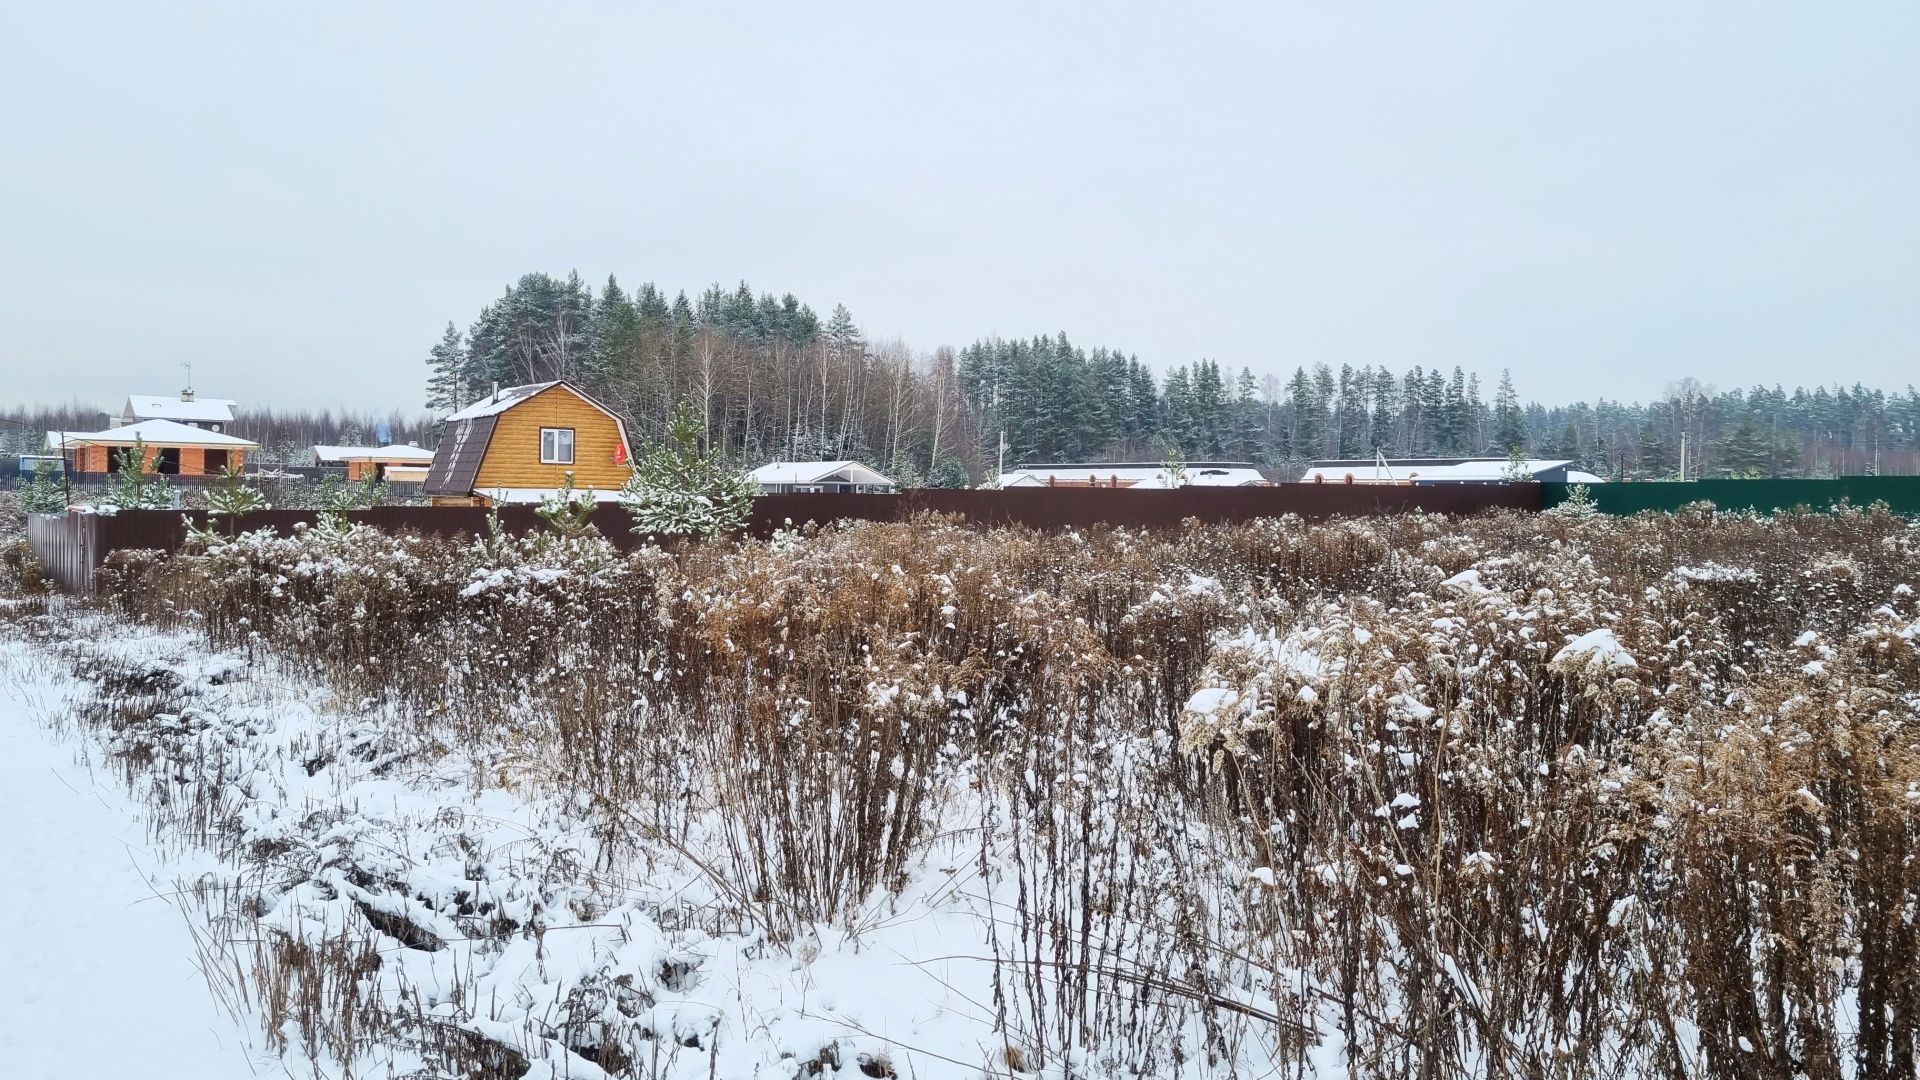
left=1541, top=477, right=1920, bottom=516
left=26, top=512, right=98, bottom=593
left=30, top=483, right=1917, bottom=595
left=27, top=485, right=1547, bottom=592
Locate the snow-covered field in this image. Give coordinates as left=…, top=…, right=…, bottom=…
left=0, top=649, right=265, bottom=1078
left=1, top=504, right=1917, bottom=1078
left=0, top=617, right=1076, bottom=1078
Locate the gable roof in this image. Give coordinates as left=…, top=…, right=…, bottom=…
left=57, top=418, right=258, bottom=449
left=426, top=381, right=630, bottom=497
left=312, top=443, right=436, bottom=464
left=748, top=461, right=896, bottom=487
left=124, top=395, right=237, bottom=424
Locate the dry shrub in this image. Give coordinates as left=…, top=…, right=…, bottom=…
left=74, top=505, right=1920, bottom=1078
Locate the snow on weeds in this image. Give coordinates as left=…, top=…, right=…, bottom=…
left=6, top=503, right=1918, bottom=1079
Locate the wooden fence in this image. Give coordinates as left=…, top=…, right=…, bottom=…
left=23, top=484, right=1541, bottom=593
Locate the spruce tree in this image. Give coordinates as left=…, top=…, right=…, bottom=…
left=928, top=456, right=970, bottom=488
left=1233, top=367, right=1264, bottom=461
left=1192, top=360, right=1227, bottom=457
left=425, top=322, right=469, bottom=411
left=621, top=400, right=756, bottom=538
left=1285, top=367, right=1319, bottom=464
left=1310, top=365, right=1338, bottom=458
left=1493, top=370, right=1527, bottom=454
left=18, top=461, right=66, bottom=514
left=1369, top=368, right=1399, bottom=453
left=1162, top=365, right=1197, bottom=455
left=1715, top=417, right=1772, bottom=477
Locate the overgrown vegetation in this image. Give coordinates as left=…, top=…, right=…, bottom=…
left=30, top=507, right=1920, bottom=1077
left=0, top=488, right=52, bottom=600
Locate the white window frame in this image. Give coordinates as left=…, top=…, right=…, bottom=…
left=540, top=427, right=575, bottom=465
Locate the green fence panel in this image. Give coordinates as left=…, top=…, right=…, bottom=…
left=1541, top=477, right=1920, bottom=516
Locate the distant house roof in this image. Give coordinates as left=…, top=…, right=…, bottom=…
left=1298, top=458, right=1582, bottom=483
left=124, top=395, right=237, bottom=424
left=442, top=382, right=563, bottom=422
left=312, top=443, right=436, bottom=464
left=999, top=462, right=1270, bottom=489
left=55, top=418, right=258, bottom=449
left=748, top=461, right=896, bottom=487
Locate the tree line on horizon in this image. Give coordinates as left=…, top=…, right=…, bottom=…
left=423, top=270, right=1920, bottom=481
left=6, top=269, right=1916, bottom=481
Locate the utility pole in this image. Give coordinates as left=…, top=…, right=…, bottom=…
left=997, top=430, right=1007, bottom=483
left=1679, top=432, right=1688, bottom=482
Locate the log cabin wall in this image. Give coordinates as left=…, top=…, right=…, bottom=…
left=471, top=386, right=630, bottom=494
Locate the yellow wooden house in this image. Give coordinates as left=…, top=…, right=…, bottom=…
left=423, top=381, right=633, bottom=507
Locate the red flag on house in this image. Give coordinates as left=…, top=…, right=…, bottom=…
left=613, top=442, right=628, bottom=465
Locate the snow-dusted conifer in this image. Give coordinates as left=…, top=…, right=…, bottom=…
left=107, top=436, right=172, bottom=510
left=18, top=461, right=66, bottom=514
left=620, top=400, right=755, bottom=538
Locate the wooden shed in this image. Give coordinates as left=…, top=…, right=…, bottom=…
left=423, top=381, right=632, bottom=506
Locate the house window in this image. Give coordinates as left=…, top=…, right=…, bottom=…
left=540, top=428, right=575, bottom=464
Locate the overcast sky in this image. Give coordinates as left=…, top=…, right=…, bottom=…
left=1, top=1, right=1914, bottom=415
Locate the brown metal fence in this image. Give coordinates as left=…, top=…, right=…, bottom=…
left=24, top=484, right=1541, bottom=593
left=26, top=512, right=99, bottom=593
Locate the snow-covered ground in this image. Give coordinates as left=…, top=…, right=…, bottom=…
left=0, top=649, right=265, bottom=1079
left=0, top=611, right=1269, bottom=1079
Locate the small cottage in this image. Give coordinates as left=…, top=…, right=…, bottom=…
left=423, top=381, right=632, bottom=506
left=52, top=419, right=258, bottom=476
left=748, top=461, right=896, bottom=494
left=312, top=443, right=437, bottom=482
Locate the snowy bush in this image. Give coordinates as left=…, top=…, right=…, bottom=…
left=18, top=460, right=67, bottom=514
left=619, top=400, right=755, bottom=538
left=105, top=435, right=173, bottom=509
